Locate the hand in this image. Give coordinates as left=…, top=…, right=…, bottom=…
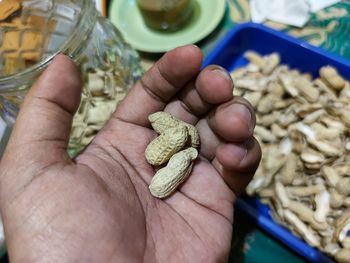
left=0, top=45, right=261, bottom=262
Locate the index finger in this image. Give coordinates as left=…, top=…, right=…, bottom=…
left=113, top=45, right=203, bottom=126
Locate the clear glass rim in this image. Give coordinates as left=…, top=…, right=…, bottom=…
left=0, top=0, right=96, bottom=89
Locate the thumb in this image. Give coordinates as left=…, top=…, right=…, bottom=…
left=6, top=55, right=81, bottom=163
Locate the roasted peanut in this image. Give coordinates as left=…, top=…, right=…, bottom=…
left=284, top=210, right=320, bottom=247
left=145, top=126, right=188, bottom=166
left=280, top=153, right=297, bottom=185
left=335, top=249, right=350, bottom=263
left=287, top=185, right=325, bottom=197
left=262, top=53, right=280, bottom=75
left=330, top=189, right=344, bottom=209
left=149, top=111, right=200, bottom=148
left=146, top=112, right=200, bottom=198
left=336, top=178, right=350, bottom=196
left=314, top=190, right=330, bottom=224
left=149, top=148, right=198, bottom=198
left=320, top=66, right=345, bottom=90
left=244, top=50, right=265, bottom=68
left=237, top=51, right=350, bottom=260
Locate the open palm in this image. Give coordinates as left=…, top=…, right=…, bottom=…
left=0, top=46, right=261, bottom=262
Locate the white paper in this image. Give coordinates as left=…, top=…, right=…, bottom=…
left=267, top=0, right=310, bottom=27
left=250, top=0, right=341, bottom=27
left=250, top=0, right=266, bottom=23
left=250, top=0, right=310, bottom=27
left=307, top=0, right=341, bottom=12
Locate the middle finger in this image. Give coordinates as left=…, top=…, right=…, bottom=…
left=163, top=65, right=234, bottom=124
left=197, top=97, right=256, bottom=160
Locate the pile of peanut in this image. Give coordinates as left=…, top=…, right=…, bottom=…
left=69, top=67, right=128, bottom=154
left=232, top=51, right=350, bottom=262
left=145, top=112, right=200, bottom=198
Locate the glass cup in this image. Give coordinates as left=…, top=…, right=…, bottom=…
left=137, top=0, right=194, bottom=31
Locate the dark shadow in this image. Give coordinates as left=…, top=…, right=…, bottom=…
left=230, top=197, right=312, bottom=263
left=229, top=207, right=256, bottom=263
left=0, top=253, right=8, bottom=263
left=139, top=51, right=163, bottom=63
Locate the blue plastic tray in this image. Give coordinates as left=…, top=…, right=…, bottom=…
left=202, top=22, right=350, bottom=263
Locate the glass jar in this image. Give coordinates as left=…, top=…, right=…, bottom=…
left=0, top=0, right=143, bottom=155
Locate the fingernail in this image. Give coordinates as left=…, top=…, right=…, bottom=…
left=233, top=144, right=248, bottom=163
left=213, top=68, right=232, bottom=81
left=231, top=103, right=253, bottom=133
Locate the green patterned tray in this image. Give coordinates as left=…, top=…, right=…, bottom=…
left=201, top=0, right=350, bottom=61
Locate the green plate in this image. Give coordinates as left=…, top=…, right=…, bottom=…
left=109, top=0, right=226, bottom=53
